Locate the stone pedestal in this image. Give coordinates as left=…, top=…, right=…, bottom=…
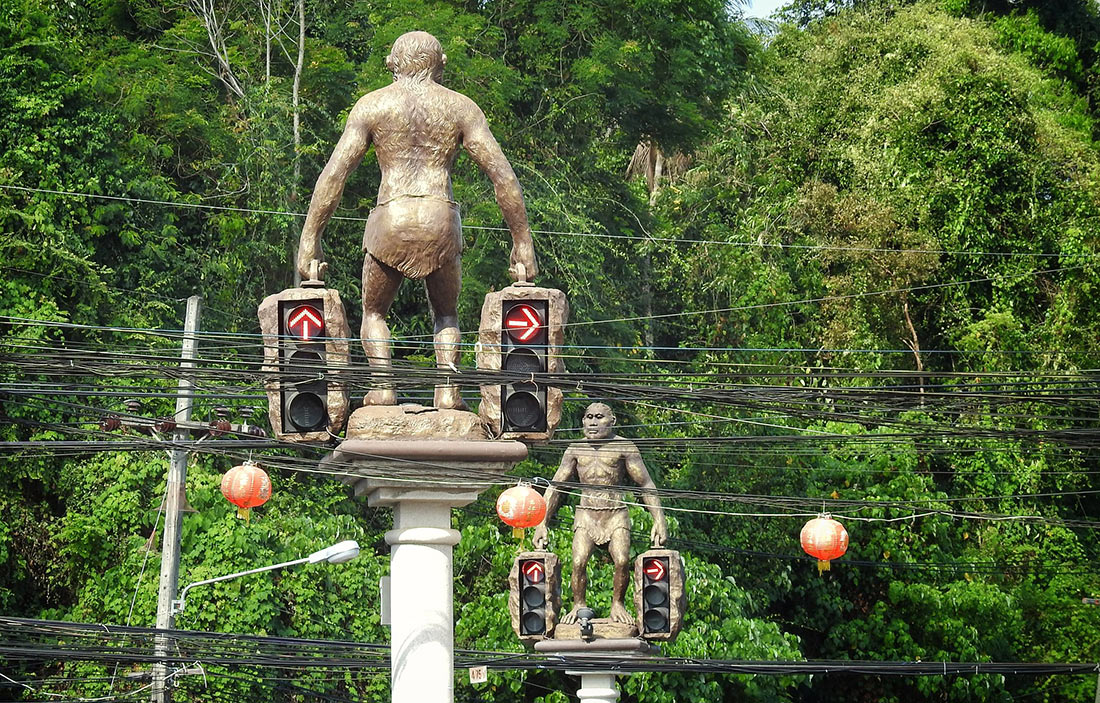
left=323, top=407, right=527, bottom=703
left=553, top=619, right=638, bottom=641
left=534, top=638, right=658, bottom=703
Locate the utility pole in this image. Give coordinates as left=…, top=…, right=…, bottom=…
left=152, top=295, right=201, bottom=703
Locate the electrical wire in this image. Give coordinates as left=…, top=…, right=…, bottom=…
left=7, top=338, right=1100, bottom=432
left=1, top=617, right=1096, bottom=678
left=7, top=399, right=1100, bottom=535
left=2, top=183, right=1092, bottom=260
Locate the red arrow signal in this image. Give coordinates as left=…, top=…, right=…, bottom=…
left=644, top=558, right=667, bottom=581
left=522, top=560, right=545, bottom=583
left=288, top=305, right=324, bottom=341
left=505, top=304, right=543, bottom=343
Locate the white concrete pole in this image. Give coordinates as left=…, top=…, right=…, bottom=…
left=386, top=499, right=461, bottom=703
left=574, top=672, right=620, bottom=703
left=328, top=438, right=528, bottom=703
left=543, top=638, right=647, bottom=703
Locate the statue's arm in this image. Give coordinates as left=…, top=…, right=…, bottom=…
left=460, top=104, right=538, bottom=282
left=296, top=99, right=373, bottom=280
left=624, top=442, right=668, bottom=547
left=532, top=448, right=577, bottom=549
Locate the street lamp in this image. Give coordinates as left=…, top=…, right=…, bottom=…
left=171, top=540, right=361, bottom=614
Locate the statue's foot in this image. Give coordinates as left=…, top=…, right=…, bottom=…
left=560, top=606, right=586, bottom=625
left=434, top=385, right=468, bottom=411
left=610, top=602, right=633, bottom=624
left=363, top=389, right=397, bottom=406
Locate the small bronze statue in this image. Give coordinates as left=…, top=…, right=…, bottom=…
left=533, top=403, right=667, bottom=624
left=296, top=31, right=538, bottom=410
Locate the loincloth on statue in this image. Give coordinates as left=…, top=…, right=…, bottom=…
left=363, top=195, right=462, bottom=279
left=573, top=506, right=630, bottom=546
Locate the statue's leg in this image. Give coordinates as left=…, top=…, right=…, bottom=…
left=424, top=256, right=467, bottom=410
left=561, top=529, right=594, bottom=624
left=608, top=528, right=633, bottom=624
left=361, top=254, right=403, bottom=406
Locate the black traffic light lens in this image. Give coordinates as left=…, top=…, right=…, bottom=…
left=287, top=349, right=323, bottom=376
left=505, top=391, right=542, bottom=428
left=521, top=612, right=545, bottom=635
left=643, top=609, right=669, bottom=632
left=288, top=393, right=326, bottom=430
left=288, top=349, right=322, bottom=364
left=644, top=583, right=669, bottom=608
left=522, top=585, right=545, bottom=609
left=503, top=348, right=542, bottom=374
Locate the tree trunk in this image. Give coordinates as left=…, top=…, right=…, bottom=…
left=191, top=0, right=245, bottom=100
left=261, top=0, right=272, bottom=84
left=649, top=144, right=664, bottom=207
left=290, top=0, right=304, bottom=201
left=643, top=140, right=662, bottom=348
left=901, top=295, right=925, bottom=404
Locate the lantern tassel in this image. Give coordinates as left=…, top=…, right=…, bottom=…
left=512, top=527, right=524, bottom=540
left=238, top=506, right=250, bottom=522
left=817, top=559, right=830, bottom=574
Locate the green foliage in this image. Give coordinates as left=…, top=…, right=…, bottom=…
left=639, top=1, right=1100, bottom=699
left=4, top=0, right=1100, bottom=700
left=993, top=11, right=1084, bottom=82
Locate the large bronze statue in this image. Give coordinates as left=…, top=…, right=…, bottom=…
left=533, top=403, right=667, bottom=625
left=296, top=31, right=538, bottom=410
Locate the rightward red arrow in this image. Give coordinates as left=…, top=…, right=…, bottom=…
left=505, top=304, right=542, bottom=343
left=644, top=558, right=666, bottom=581
left=522, top=560, right=545, bottom=583
left=288, top=305, right=324, bottom=341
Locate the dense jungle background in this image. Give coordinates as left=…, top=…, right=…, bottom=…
left=4, top=0, right=1100, bottom=700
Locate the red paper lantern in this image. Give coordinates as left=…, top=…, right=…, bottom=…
left=800, top=515, right=849, bottom=573
left=221, top=460, right=272, bottom=522
left=496, top=484, right=546, bottom=537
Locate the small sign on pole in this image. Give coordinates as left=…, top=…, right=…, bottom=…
left=380, top=576, right=391, bottom=626
left=468, top=666, right=488, bottom=684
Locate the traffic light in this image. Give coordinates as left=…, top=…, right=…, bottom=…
left=258, top=287, right=350, bottom=441
left=509, top=551, right=561, bottom=643
left=501, top=299, right=548, bottom=432
left=634, top=549, right=685, bottom=641
left=478, top=287, right=569, bottom=441
left=640, top=555, right=670, bottom=634
left=280, top=299, right=328, bottom=433
left=519, top=556, right=549, bottom=635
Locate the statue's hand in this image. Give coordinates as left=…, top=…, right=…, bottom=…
left=651, top=521, right=668, bottom=548
left=296, top=238, right=325, bottom=282
left=532, top=524, right=549, bottom=550
left=509, top=240, right=538, bottom=283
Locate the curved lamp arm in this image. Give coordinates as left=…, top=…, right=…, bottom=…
left=171, top=540, right=360, bottom=615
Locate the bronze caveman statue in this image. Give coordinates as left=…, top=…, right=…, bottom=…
left=533, top=402, right=668, bottom=625
left=296, top=31, right=538, bottom=410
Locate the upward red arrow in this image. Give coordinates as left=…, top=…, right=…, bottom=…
left=522, top=560, right=545, bottom=583
left=288, top=305, right=324, bottom=340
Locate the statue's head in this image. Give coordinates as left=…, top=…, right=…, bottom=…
left=387, top=31, right=446, bottom=82
left=582, top=402, right=616, bottom=440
